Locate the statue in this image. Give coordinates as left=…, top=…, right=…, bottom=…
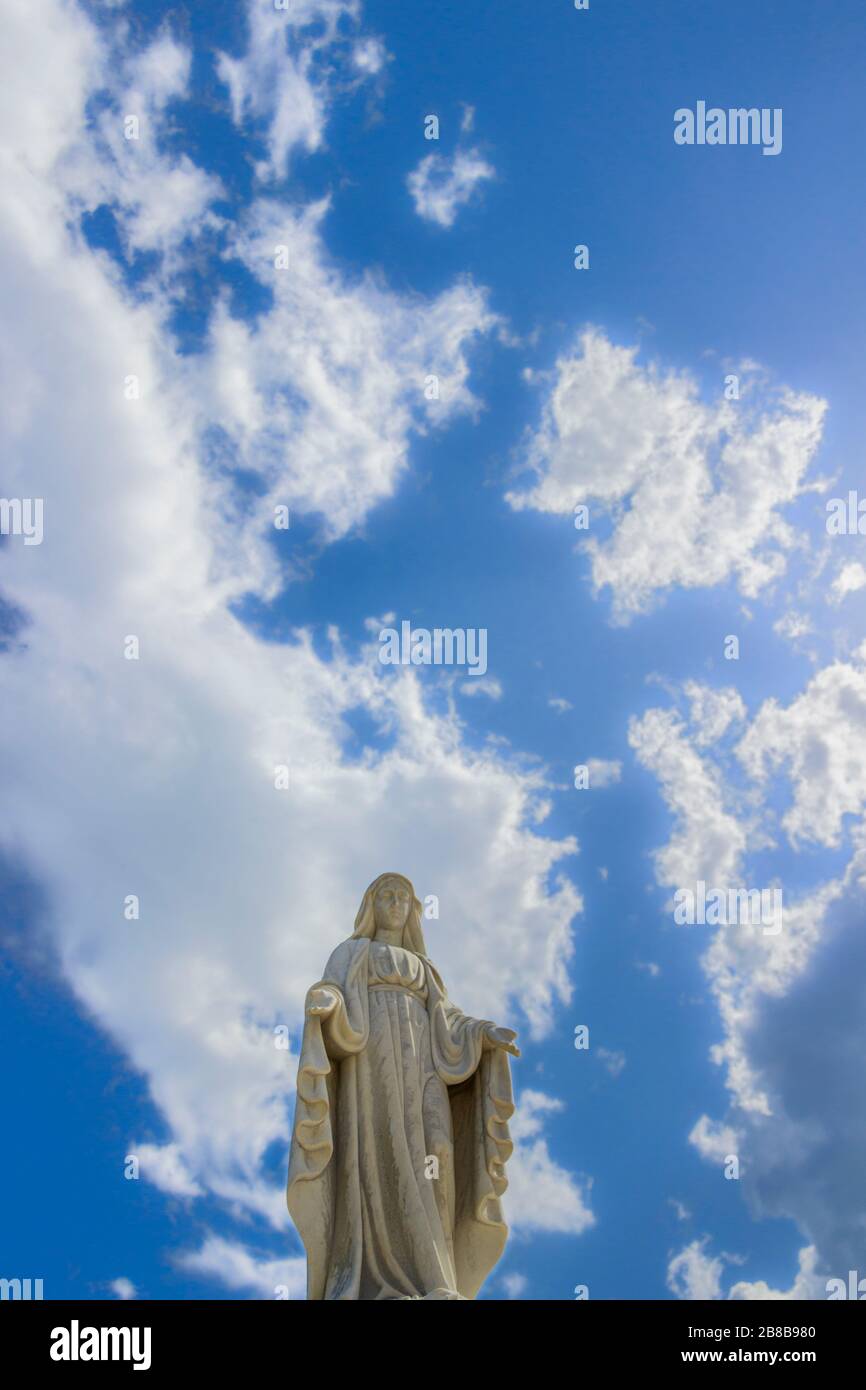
left=287, top=872, right=520, bottom=1300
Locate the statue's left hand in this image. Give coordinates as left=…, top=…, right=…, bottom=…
left=307, top=985, right=339, bottom=1018
left=484, top=1025, right=520, bottom=1058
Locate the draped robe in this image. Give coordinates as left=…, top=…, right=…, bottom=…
left=287, top=937, right=514, bottom=1300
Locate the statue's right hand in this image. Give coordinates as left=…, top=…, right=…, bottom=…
left=307, top=986, right=339, bottom=1018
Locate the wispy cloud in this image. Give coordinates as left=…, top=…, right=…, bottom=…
left=408, top=148, right=495, bottom=228
left=508, top=330, right=827, bottom=622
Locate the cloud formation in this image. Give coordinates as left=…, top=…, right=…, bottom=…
left=508, top=330, right=827, bottom=622
left=0, top=0, right=590, bottom=1284
left=632, top=655, right=866, bottom=1295
left=408, top=148, right=495, bottom=228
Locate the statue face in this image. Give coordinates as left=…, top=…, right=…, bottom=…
left=373, top=879, right=412, bottom=937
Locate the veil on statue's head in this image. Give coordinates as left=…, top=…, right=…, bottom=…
left=352, top=873, right=428, bottom=956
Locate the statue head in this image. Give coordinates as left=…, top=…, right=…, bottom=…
left=373, top=876, right=412, bottom=936
left=352, top=872, right=428, bottom=954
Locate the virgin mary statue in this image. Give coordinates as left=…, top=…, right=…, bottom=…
left=286, top=873, right=519, bottom=1301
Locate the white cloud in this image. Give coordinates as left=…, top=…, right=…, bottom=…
left=61, top=28, right=224, bottom=259
left=736, top=644, right=866, bottom=849
left=506, top=1092, right=595, bottom=1235
left=688, top=1116, right=739, bottom=1163
left=549, top=697, right=573, bottom=713
left=176, top=1235, right=307, bottom=1300
left=216, top=0, right=371, bottom=183
left=634, top=659, right=866, bottom=1294
left=408, top=148, right=495, bottom=228
left=597, top=1046, right=626, bottom=1078
left=501, top=1271, right=528, bottom=1299
left=352, top=36, right=387, bottom=74
left=459, top=676, right=503, bottom=699
left=636, top=959, right=660, bottom=978
left=198, top=195, right=499, bottom=577
left=629, top=705, right=748, bottom=890
left=109, top=1277, right=138, bottom=1300
left=773, top=611, right=813, bottom=643
left=134, top=1143, right=204, bottom=1199
left=667, top=1238, right=726, bottom=1300
left=729, top=1246, right=825, bottom=1301
left=672, top=1239, right=827, bottom=1301
left=585, top=757, right=622, bottom=787
left=508, top=330, right=827, bottom=622
left=684, top=681, right=746, bottom=747
left=0, top=0, right=99, bottom=182
left=830, top=561, right=866, bottom=603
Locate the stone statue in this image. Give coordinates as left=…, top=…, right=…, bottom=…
left=287, top=872, right=519, bottom=1300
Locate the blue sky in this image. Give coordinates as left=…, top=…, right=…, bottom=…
left=2, top=0, right=865, bottom=1301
